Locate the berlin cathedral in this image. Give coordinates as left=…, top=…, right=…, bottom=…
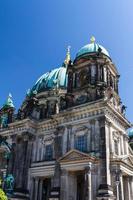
left=0, top=37, right=133, bottom=200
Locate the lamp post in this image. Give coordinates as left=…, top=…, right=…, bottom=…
left=115, top=171, right=120, bottom=200
left=115, top=181, right=120, bottom=200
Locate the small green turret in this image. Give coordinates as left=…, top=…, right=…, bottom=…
left=2, top=93, right=15, bottom=110
left=0, top=94, right=15, bottom=128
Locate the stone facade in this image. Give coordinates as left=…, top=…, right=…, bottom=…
left=0, top=38, right=133, bottom=200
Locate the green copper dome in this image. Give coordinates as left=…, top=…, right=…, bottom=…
left=28, top=48, right=71, bottom=96
left=76, top=36, right=110, bottom=58
left=29, top=66, right=68, bottom=96
left=129, top=129, right=133, bottom=137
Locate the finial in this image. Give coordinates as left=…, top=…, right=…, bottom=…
left=3, top=93, right=15, bottom=109
left=8, top=93, right=12, bottom=98
left=90, top=36, right=96, bottom=43
left=64, top=46, right=71, bottom=65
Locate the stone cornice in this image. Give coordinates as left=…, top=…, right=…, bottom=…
left=105, top=102, right=131, bottom=130
left=0, top=118, right=37, bottom=137
left=111, top=158, right=133, bottom=175
left=0, top=99, right=130, bottom=137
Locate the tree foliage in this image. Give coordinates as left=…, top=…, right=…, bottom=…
left=0, top=188, right=8, bottom=200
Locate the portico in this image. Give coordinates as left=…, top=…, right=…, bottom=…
left=111, top=154, right=133, bottom=200
left=59, top=149, right=99, bottom=200
left=29, top=160, right=55, bottom=200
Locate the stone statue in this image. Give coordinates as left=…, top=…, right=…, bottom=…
left=121, top=105, right=127, bottom=115
left=4, top=174, right=14, bottom=194
left=60, top=97, right=67, bottom=110
left=0, top=114, right=8, bottom=128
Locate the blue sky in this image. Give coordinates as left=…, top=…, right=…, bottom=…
left=0, top=0, right=133, bottom=122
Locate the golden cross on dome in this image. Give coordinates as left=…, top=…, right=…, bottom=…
left=90, top=36, right=96, bottom=43
left=64, top=45, right=71, bottom=65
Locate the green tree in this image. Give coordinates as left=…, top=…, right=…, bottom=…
left=0, top=189, right=8, bottom=200
left=0, top=179, right=8, bottom=200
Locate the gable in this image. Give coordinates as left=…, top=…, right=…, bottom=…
left=59, top=149, right=97, bottom=163
left=121, top=155, right=133, bottom=167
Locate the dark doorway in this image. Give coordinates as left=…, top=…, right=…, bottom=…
left=77, top=174, right=85, bottom=200
left=42, top=178, right=51, bottom=200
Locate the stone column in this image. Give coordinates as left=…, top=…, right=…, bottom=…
left=120, top=134, right=124, bottom=155
left=124, top=177, right=131, bottom=200
left=85, top=163, right=92, bottom=200
left=126, top=138, right=129, bottom=155
left=94, top=120, right=100, bottom=152
left=32, top=140, right=36, bottom=162
left=30, top=178, right=34, bottom=200
left=118, top=138, right=121, bottom=156
left=104, top=121, right=111, bottom=185
left=34, top=178, right=39, bottom=200
left=109, top=127, right=114, bottom=155
left=38, top=179, right=43, bottom=200
left=71, top=126, right=75, bottom=149
left=125, top=136, right=129, bottom=155
left=37, top=137, right=42, bottom=161
left=97, top=64, right=100, bottom=82
left=68, top=172, right=77, bottom=200
left=35, top=138, right=39, bottom=161
left=60, top=169, right=69, bottom=200
left=87, top=129, right=91, bottom=152
left=91, top=121, right=95, bottom=151
left=62, top=127, right=68, bottom=154
left=41, top=142, right=44, bottom=161
left=119, top=173, right=124, bottom=200
left=130, top=176, right=133, bottom=200
left=116, top=181, right=120, bottom=200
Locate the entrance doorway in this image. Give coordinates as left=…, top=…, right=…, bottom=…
left=42, top=178, right=51, bottom=200
left=77, top=173, right=85, bottom=200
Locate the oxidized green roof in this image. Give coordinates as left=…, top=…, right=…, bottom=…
left=76, top=37, right=110, bottom=58
left=129, top=129, right=133, bottom=137
left=27, top=48, right=71, bottom=96
left=29, top=66, right=68, bottom=96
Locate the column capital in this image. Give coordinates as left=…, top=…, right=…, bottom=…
left=61, top=169, right=68, bottom=176
left=105, top=119, right=111, bottom=127
left=85, top=162, right=92, bottom=173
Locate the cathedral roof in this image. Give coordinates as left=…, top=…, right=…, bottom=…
left=27, top=38, right=110, bottom=96
left=76, top=36, right=110, bottom=58
left=28, top=48, right=71, bottom=96
left=29, top=66, right=68, bottom=96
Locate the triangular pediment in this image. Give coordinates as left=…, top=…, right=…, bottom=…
left=121, top=155, right=133, bottom=167
left=59, top=149, right=97, bottom=163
